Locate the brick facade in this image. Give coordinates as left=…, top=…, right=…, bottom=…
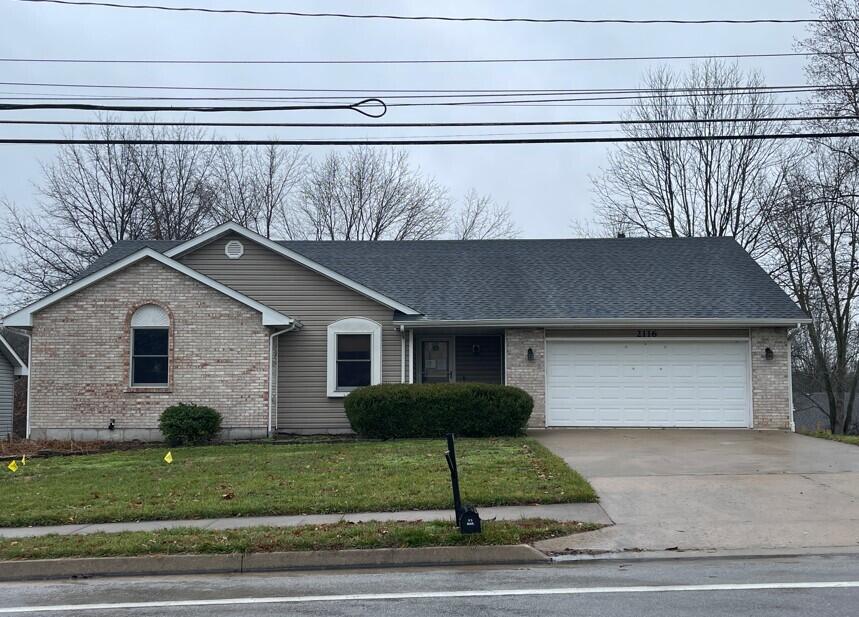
left=29, top=259, right=271, bottom=441
left=750, top=326, right=792, bottom=429
left=504, top=328, right=546, bottom=428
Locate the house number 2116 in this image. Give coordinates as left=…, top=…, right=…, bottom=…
left=636, top=330, right=658, bottom=338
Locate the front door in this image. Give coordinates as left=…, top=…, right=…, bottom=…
left=422, top=340, right=451, bottom=383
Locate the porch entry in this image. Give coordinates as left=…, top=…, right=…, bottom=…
left=416, top=334, right=503, bottom=384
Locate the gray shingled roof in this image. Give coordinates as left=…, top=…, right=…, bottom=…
left=81, top=235, right=807, bottom=323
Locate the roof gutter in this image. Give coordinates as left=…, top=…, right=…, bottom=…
left=392, top=317, right=813, bottom=328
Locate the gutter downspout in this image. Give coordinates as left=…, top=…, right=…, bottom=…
left=400, top=325, right=406, bottom=383
left=788, top=322, right=803, bottom=433
left=269, top=324, right=297, bottom=437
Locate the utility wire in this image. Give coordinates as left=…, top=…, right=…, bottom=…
left=0, top=52, right=820, bottom=65
left=0, top=115, right=851, bottom=129
left=0, top=80, right=839, bottom=97
left=0, top=89, right=822, bottom=108
left=15, top=0, right=858, bottom=25
left=1, top=132, right=857, bottom=146
left=0, top=99, right=388, bottom=116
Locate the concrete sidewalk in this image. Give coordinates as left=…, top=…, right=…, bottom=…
left=0, top=502, right=611, bottom=539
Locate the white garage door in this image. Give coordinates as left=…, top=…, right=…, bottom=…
left=546, top=340, right=750, bottom=428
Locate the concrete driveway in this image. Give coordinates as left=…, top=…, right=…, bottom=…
left=532, top=429, right=859, bottom=554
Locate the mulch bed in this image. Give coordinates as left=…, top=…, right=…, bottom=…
left=0, top=439, right=149, bottom=460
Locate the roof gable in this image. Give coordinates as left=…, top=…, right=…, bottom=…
left=163, top=223, right=421, bottom=315
left=2, top=248, right=295, bottom=328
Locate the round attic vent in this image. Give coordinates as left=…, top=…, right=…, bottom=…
left=225, top=240, right=244, bottom=259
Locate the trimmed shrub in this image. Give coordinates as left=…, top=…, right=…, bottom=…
left=159, top=403, right=222, bottom=446
left=344, top=383, right=533, bottom=439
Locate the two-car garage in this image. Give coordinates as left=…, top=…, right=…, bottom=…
left=545, top=338, right=751, bottom=428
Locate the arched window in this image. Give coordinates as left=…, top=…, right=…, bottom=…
left=130, top=304, right=170, bottom=387
left=326, top=318, right=382, bottom=397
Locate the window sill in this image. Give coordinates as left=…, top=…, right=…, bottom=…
left=327, top=390, right=351, bottom=398
left=125, top=386, right=172, bottom=394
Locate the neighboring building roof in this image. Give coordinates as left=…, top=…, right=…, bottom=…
left=2, top=248, right=296, bottom=328
left=0, top=327, right=28, bottom=365
left=69, top=231, right=809, bottom=325
left=0, top=330, right=27, bottom=372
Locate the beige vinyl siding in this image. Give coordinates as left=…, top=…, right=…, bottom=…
left=0, top=356, right=12, bottom=439
left=180, top=234, right=402, bottom=432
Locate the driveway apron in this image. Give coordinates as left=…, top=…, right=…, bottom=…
left=532, top=429, right=859, bottom=553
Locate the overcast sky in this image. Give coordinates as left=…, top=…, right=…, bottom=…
left=0, top=0, right=813, bottom=241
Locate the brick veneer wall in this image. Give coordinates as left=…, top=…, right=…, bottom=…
left=750, top=326, right=792, bottom=429
left=505, top=328, right=546, bottom=428
left=29, top=259, right=271, bottom=441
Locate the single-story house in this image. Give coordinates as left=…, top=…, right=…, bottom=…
left=1, top=223, right=809, bottom=440
left=0, top=327, right=28, bottom=440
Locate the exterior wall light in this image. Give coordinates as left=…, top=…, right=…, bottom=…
left=527, top=347, right=535, bottom=362
left=765, top=347, right=774, bottom=360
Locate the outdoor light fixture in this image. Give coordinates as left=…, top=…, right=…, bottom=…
left=527, top=347, right=535, bottom=362
left=108, top=418, right=116, bottom=431
left=765, top=347, right=774, bottom=360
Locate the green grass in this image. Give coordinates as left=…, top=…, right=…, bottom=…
left=803, top=431, right=859, bottom=446
left=0, top=519, right=599, bottom=560
left=0, top=438, right=596, bottom=527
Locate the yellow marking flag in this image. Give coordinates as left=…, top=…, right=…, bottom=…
left=164, top=451, right=173, bottom=464
left=7, top=460, right=18, bottom=472
left=21, top=454, right=26, bottom=466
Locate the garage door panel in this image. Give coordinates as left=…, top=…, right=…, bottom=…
left=546, top=340, right=750, bottom=428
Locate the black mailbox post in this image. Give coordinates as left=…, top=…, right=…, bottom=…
left=445, top=433, right=482, bottom=534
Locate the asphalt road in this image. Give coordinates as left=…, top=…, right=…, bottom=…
left=3, top=553, right=859, bottom=616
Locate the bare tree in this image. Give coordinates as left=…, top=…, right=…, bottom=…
left=800, top=0, right=859, bottom=120
left=298, top=147, right=449, bottom=240
left=767, top=144, right=859, bottom=434
left=211, top=144, right=307, bottom=239
left=591, top=60, right=790, bottom=257
left=133, top=124, right=216, bottom=241
left=451, top=189, right=519, bottom=239
left=0, top=123, right=152, bottom=305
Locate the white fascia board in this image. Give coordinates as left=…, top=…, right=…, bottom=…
left=392, top=317, right=812, bottom=328
left=1, top=248, right=295, bottom=327
left=164, top=222, right=422, bottom=316
left=0, top=334, right=26, bottom=369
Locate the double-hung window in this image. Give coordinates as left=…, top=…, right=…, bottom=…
left=130, top=304, right=170, bottom=387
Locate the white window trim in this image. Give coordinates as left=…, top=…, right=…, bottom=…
left=327, top=318, right=382, bottom=398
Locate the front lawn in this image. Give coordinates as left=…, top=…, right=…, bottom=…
left=0, top=519, right=600, bottom=560
left=803, top=431, right=859, bottom=446
left=0, top=438, right=596, bottom=527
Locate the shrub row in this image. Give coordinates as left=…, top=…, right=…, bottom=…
left=344, top=383, right=533, bottom=439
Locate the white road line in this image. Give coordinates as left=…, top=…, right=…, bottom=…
left=3, top=581, right=859, bottom=613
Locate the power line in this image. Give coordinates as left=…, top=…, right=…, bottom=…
left=1, top=132, right=857, bottom=146
left=15, top=0, right=857, bottom=25
left=0, top=80, right=837, bottom=97
left=0, top=114, right=851, bottom=129
left=0, top=99, right=388, bottom=116
left=0, top=52, right=819, bottom=66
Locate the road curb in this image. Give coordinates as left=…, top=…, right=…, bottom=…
left=549, top=545, right=859, bottom=564
left=0, top=544, right=549, bottom=582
